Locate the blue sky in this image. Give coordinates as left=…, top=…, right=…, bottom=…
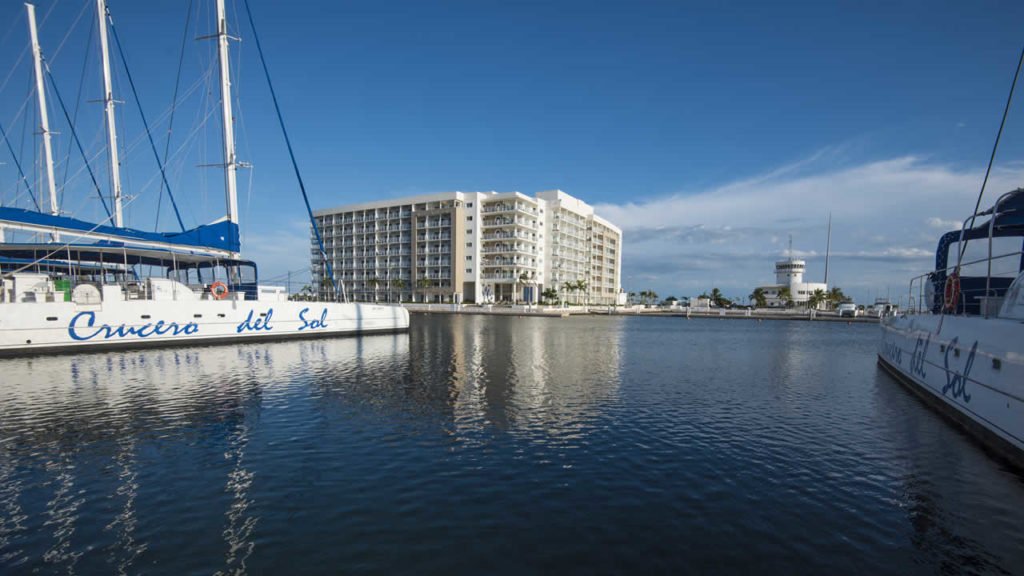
left=2, top=0, right=1024, bottom=302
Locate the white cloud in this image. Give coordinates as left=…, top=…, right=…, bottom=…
left=241, top=219, right=313, bottom=288
left=594, top=153, right=1020, bottom=303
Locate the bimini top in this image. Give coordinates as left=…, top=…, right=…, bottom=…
left=931, top=188, right=1024, bottom=314
left=0, top=242, right=255, bottom=269
left=0, top=207, right=240, bottom=256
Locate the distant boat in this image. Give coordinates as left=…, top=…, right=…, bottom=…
left=0, top=1, right=408, bottom=356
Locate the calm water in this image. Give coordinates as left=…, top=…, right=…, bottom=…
left=1, top=315, right=1022, bottom=575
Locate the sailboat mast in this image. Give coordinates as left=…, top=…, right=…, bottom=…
left=824, top=212, right=831, bottom=284
left=215, top=0, right=239, bottom=227
left=25, top=3, right=59, bottom=226
left=96, top=0, right=123, bottom=227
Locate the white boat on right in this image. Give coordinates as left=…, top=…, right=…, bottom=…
left=879, top=187, right=1024, bottom=467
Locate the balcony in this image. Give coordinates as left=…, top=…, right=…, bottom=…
left=481, top=216, right=537, bottom=230
left=481, top=231, right=537, bottom=242
left=481, top=203, right=538, bottom=216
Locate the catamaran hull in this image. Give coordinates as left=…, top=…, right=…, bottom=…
left=0, top=300, right=409, bottom=356
left=878, top=314, right=1024, bottom=466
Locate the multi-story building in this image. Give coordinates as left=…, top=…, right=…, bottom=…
left=312, top=190, right=622, bottom=305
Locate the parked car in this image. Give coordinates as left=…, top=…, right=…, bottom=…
left=838, top=303, right=859, bottom=318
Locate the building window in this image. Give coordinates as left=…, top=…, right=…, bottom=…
left=466, top=268, right=473, bottom=273
left=467, top=216, right=473, bottom=221
left=467, top=229, right=473, bottom=235
left=467, top=202, right=473, bottom=208
left=466, top=242, right=472, bottom=247
left=466, top=256, right=472, bottom=260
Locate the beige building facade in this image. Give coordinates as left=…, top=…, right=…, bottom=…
left=312, top=190, right=622, bottom=305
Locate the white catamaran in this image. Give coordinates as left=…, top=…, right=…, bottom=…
left=0, top=1, right=408, bottom=356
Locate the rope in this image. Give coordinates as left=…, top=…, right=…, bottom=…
left=156, top=0, right=194, bottom=231
left=58, top=7, right=95, bottom=204
left=0, top=122, right=41, bottom=210
left=957, top=43, right=1024, bottom=268
left=105, top=6, right=187, bottom=231
left=241, top=0, right=344, bottom=302
left=44, top=64, right=112, bottom=219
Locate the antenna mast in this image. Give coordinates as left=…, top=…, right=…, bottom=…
left=215, top=0, right=239, bottom=228
left=824, top=212, right=831, bottom=285
left=26, top=3, right=59, bottom=237
left=788, top=234, right=793, bottom=260
left=96, top=0, right=124, bottom=227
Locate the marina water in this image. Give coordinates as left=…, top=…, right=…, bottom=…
left=1, top=315, right=1022, bottom=574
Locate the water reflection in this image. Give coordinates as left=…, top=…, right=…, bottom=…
left=0, top=317, right=1021, bottom=574
left=0, top=334, right=409, bottom=574
left=412, top=315, right=625, bottom=439
left=871, top=367, right=1024, bottom=574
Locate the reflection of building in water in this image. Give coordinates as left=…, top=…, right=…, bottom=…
left=416, top=315, right=624, bottom=436
left=0, top=334, right=409, bottom=572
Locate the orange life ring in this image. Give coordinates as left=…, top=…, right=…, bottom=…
left=210, top=281, right=230, bottom=300
left=943, top=272, right=960, bottom=312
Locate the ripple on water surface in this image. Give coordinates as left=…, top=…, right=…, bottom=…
left=0, top=315, right=1022, bottom=574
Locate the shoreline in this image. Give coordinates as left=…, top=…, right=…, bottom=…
left=403, top=304, right=881, bottom=323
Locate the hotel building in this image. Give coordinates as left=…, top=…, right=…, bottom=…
left=311, top=190, right=622, bottom=305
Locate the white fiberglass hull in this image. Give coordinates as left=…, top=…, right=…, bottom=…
left=878, top=314, right=1024, bottom=464
left=0, top=299, right=409, bottom=356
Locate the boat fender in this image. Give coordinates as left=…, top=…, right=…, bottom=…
left=211, top=281, right=230, bottom=300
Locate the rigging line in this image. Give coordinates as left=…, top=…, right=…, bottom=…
left=51, top=76, right=217, bottom=212
left=59, top=7, right=96, bottom=203
left=0, top=0, right=72, bottom=99
left=105, top=7, right=186, bottom=232
left=47, top=0, right=89, bottom=63
left=957, top=43, right=1024, bottom=268
left=241, top=0, right=344, bottom=302
left=44, top=63, right=112, bottom=218
left=156, top=0, right=194, bottom=231
left=0, top=122, right=41, bottom=211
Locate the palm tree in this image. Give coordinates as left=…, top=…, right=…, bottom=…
left=828, top=286, right=846, bottom=308
left=778, top=287, right=793, bottom=308
left=710, top=287, right=726, bottom=307
left=808, top=288, right=826, bottom=310
left=562, top=281, right=576, bottom=305
left=645, top=290, right=658, bottom=305
left=541, top=287, right=559, bottom=305
left=416, top=278, right=432, bottom=303
left=366, top=277, right=380, bottom=302
left=391, top=278, right=406, bottom=303
left=749, top=287, right=767, bottom=308
left=575, top=279, right=588, bottom=305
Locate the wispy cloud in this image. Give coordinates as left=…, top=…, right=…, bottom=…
left=242, top=219, right=313, bottom=287
left=594, top=153, right=1021, bottom=302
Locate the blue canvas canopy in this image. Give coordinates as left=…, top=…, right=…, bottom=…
left=0, top=206, right=240, bottom=254
left=931, top=188, right=1024, bottom=313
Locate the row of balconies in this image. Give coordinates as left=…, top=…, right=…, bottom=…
left=416, top=233, right=451, bottom=241
left=416, top=218, right=452, bottom=228
left=481, top=203, right=538, bottom=216
left=482, top=231, right=537, bottom=242
left=481, top=245, right=537, bottom=254
left=482, top=216, right=537, bottom=229
left=481, top=257, right=536, bottom=267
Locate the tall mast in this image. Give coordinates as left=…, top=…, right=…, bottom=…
left=215, top=0, right=239, bottom=227
left=26, top=3, right=59, bottom=229
left=823, top=212, right=832, bottom=284
left=96, top=0, right=123, bottom=227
